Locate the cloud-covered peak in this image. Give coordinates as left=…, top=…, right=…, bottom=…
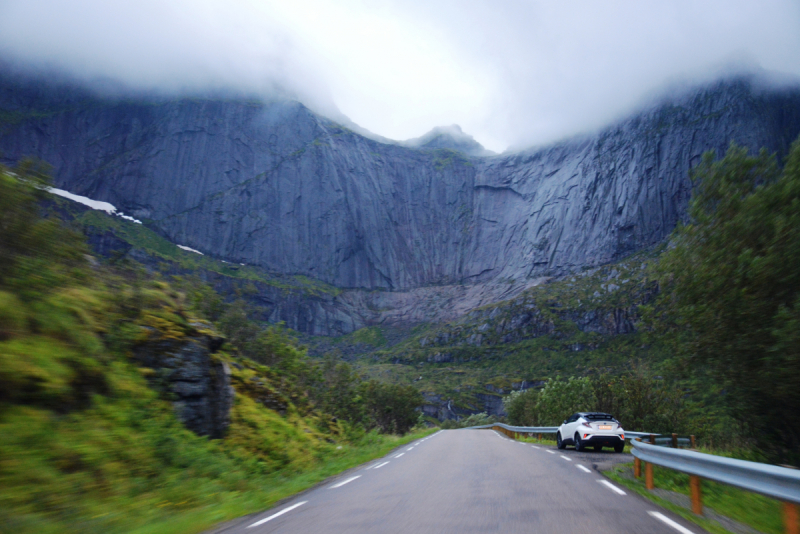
left=404, top=125, right=494, bottom=157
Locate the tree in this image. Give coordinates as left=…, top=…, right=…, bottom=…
left=0, top=161, right=87, bottom=297
left=656, top=139, right=800, bottom=460
left=535, top=377, right=595, bottom=425
left=360, top=380, right=423, bottom=434
left=504, top=388, right=539, bottom=426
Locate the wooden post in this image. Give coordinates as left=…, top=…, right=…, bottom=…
left=538, top=433, right=542, bottom=441
left=645, top=462, right=654, bottom=490
left=690, top=476, right=703, bottom=515
left=634, top=457, right=641, bottom=478
left=690, top=435, right=696, bottom=449
left=645, top=434, right=656, bottom=489
left=785, top=502, right=799, bottom=534
left=672, top=433, right=678, bottom=449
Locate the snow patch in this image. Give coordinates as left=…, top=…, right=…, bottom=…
left=177, top=245, right=204, bottom=255
left=49, top=187, right=142, bottom=224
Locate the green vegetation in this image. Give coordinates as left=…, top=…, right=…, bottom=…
left=652, top=139, right=800, bottom=462
left=504, top=370, right=685, bottom=432
left=0, top=162, right=431, bottom=533
left=429, top=148, right=473, bottom=171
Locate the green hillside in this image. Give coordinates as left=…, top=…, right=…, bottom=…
left=0, top=163, right=430, bottom=534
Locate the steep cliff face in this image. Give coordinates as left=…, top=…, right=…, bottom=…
left=2, top=75, right=800, bottom=294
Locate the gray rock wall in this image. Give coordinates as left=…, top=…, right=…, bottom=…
left=132, top=321, right=233, bottom=438
left=2, top=75, right=800, bottom=295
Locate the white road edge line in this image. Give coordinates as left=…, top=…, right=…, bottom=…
left=647, top=511, right=696, bottom=534
left=247, top=501, right=307, bottom=528
left=546, top=450, right=556, bottom=454
left=330, top=476, right=361, bottom=489
left=374, top=461, right=390, bottom=469
left=597, top=479, right=626, bottom=495
left=576, top=464, right=592, bottom=473
left=394, top=453, right=405, bottom=458
left=531, top=446, right=540, bottom=449
left=560, top=455, right=572, bottom=461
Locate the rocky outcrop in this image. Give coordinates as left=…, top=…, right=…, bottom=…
left=2, top=74, right=799, bottom=299
left=403, top=124, right=494, bottom=156
left=133, top=321, right=234, bottom=438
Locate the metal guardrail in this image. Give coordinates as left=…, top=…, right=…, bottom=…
left=464, top=423, right=558, bottom=433
left=632, top=438, right=800, bottom=503
left=632, top=436, right=800, bottom=533
left=465, top=423, right=657, bottom=442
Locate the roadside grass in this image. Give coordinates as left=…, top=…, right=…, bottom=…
left=0, top=250, right=436, bottom=534
left=607, top=462, right=783, bottom=534
left=128, top=427, right=436, bottom=534
left=0, top=383, right=434, bottom=534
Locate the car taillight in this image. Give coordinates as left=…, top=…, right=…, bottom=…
left=620, top=434, right=624, bottom=440
left=583, top=434, right=589, bottom=439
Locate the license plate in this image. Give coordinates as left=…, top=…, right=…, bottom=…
left=599, top=425, right=612, bottom=430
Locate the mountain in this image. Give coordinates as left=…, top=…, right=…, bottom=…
left=1, top=73, right=800, bottom=335
left=403, top=125, right=494, bottom=156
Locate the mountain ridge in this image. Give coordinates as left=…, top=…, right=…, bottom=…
left=1, top=73, right=800, bottom=334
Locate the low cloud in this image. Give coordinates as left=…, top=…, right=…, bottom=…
left=1, top=0, right=799, bottom=152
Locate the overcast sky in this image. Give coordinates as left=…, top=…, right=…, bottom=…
left=1, top=0, right=799, bottom=152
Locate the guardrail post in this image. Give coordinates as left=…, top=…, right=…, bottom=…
left=538, top=433, right=542, bottom=441
left=645, top=434, right=656, bottom=490
left=785, top=502, right=798, bottom=534
left=690, top=475, right=703, bottom=515
left=690, top=435, right=696, bottom=449
left=645, top=462, right=654, bottom=490
left=634, top=457, right=641, bottom=478
left=672, top=433, right=678, bottom=449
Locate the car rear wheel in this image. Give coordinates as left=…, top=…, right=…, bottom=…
left=557, top=432, right=566, bottom=450
left=574, top=433, right=584, bottom=452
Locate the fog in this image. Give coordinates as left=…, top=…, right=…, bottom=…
left=1, top=0, right=799, bottom=152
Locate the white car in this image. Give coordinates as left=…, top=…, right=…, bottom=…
left=556, top=412, right=625, bottom=453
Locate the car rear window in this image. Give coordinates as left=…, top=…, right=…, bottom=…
left=585, top=413, right=616, bottom=421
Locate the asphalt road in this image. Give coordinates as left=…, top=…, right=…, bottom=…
left=211, top=429, right=706, bottom=534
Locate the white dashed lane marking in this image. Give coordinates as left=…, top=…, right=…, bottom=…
left=531, top=446, right=540, bottom=449
left=597, top=479, right=626, bottom=495
left=560, top=455, right=572, bottom=461
left=247, top=501, right=307, bottom=528
left=373, top=461, right=390, bottom=469
left=546, top=450, right=556, bottom=454
left=648, top=511, right=696, bottom=534
left=394, top=453, right=405, bottom=458
left=330, top=476, right=360, bottom=489
left=576, top=464, right=592, bottom=473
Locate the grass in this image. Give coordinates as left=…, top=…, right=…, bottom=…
left=0, top=242, right=432, bottom=533
left=607, top=462, right=784, bottom=534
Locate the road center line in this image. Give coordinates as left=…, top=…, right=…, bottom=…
left=330, top=476, right=361, bottom=489
left=374, top=461, right=390, bottom=469
left=597, top=479, right=626, bottom=495
left=647, top=511, right=696, bottom=534
left=247, top=501, right=307, bottom=528
left=576, top=464, right=592, bottom=473
left=560, top=455, right=572, bottom=461
left=546, top=450, right=556, bottom=454
left=394, top=453, right=405, bottom=458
